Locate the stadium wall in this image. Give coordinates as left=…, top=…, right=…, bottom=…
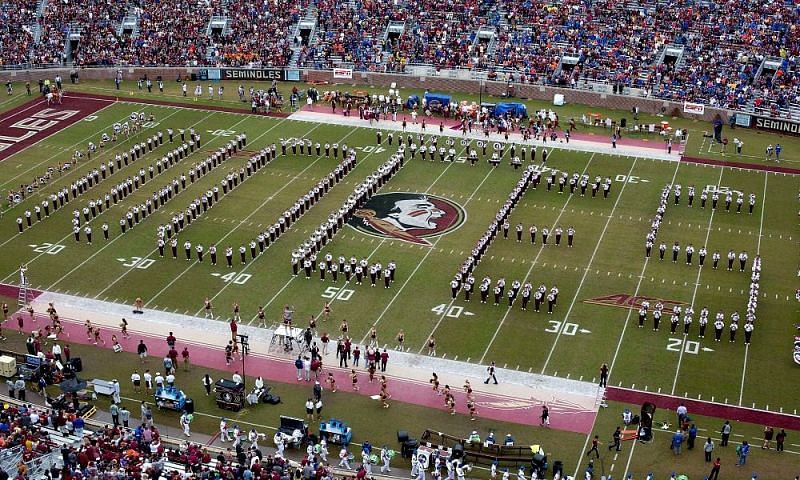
left=0, top=67, right=733, bottom=124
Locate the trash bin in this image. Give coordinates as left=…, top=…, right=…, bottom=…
left=183, top=398, right=194, bottom=414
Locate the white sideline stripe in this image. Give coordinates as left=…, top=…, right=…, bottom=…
left=36, top=112, right=253, bottom=290
left=539, top=157, right=638, bottom=373
left=477, top=153, right=592, bottom=363
left=194, top=124, right=365, bottom=316
left=670, top=166, right=725, bottom=395
left=141, top=122, right=321, bottom=307
left=738, top=171, right=768, bottom=406
left=289, top=109, right=683, bottom=162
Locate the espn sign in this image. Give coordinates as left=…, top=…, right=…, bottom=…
left=333, top=68, right=353, bottom=79
left=753, top=116, right=800, bottom=136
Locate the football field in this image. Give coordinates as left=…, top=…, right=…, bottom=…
left=0, top=90, right=798, bottom=422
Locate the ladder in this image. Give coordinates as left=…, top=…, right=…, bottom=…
left=17, top=266, right=29, bottom=309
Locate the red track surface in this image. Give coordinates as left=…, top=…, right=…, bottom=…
left=606, top=387, right=800, bottom=430
left=0, top=283, right=596, bottom=433
left=0, top=96, right=112, bottom=162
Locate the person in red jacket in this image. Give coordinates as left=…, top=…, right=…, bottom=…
left=709, top=457, right=721, bottom=480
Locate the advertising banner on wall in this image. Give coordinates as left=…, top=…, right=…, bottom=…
left=682, top=101, right=705, bottom=115
left=218, top=68, right=298, bottom=82
left=333, top=68, right=353, bottom=79
left=752, top=116, right=800, bottom=136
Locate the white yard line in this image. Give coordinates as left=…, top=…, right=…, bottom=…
left=621, top=439, right=638, bottom=480
left=738, top=171, right=768, bottom=406
left=607, top=160, right=683, bottom=379
left=32, top=114, right=261, bottom=289
left=670, top=166, right=725, bottom=395
left=755, top=173, right=767, bottom=255
left=539, top=157, right=638, bottom=373
left=476, top=154, right=593, bottom=362
left=189, top=125, right=367, bottom=314
left=133, top=120, right=317, bottom=306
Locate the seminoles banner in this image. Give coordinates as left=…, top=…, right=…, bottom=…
left=217, top=69, right=300, bottom=82
left=753, top=116, right=800, bottom=136
left=683, top=101, right=705, bottom=115
left=333, top=68, right=353, bottom=79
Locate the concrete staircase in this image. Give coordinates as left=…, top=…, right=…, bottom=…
left=117, top=7, right=140, bottom=38
left=288, top=5, right=318, bottom=67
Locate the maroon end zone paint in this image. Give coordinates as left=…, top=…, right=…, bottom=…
left=606, top=386, right=800, bottom=430
left=682, top=155, right=800, bottom=175
left=0, top=96, right=113, bottom=163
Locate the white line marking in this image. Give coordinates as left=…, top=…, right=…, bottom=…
left=738, top=171, right=767, bottom=405
left=671, top=166, right=725, bottom=395
left=607, top=157, right=682, bottom=383
left=478, top=154, right=593, bottom=363
left=540, top=157, right=638, bottom=373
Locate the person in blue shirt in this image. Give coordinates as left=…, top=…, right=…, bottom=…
left=687, top=424, right=698, bottom=450
left=504, top=433, right=515, bottom=446
left=73, top=416, right=85, bottom=437
left=737, top=440, right=750, bottom=465
left=775, top=144, right=782, bottom=162
left=671, top=430, right=684, bottom=455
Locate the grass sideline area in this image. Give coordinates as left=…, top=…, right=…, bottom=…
left=34, top=78, right=800, bottom=168
left=0, top=80, right=797, bottom=478
left=1, top=333, right=798, bottom=480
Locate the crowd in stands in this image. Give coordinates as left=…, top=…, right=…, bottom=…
left=1, top=0, right=798, bottom=113
left=0, top=400, right=326, bottom=479
left=0, top=0, right=38, bottom=67
left=210, top=0, right=305, bottom=68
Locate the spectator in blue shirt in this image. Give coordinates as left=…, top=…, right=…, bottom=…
left=737, top=441, right=750, bottom=465
left=671, top=430, right=684, bottom=455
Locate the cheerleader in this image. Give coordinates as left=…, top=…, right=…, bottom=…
left=326, top=372, right=337, bottom=393
left=430, top=372, right=440, bottom=394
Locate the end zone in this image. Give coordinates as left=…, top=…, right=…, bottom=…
left=0, top=95, right=114, bottom=162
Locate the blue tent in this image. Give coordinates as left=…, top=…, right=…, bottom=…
left=493, top=102, right=528, bottom=118
left=424, top=93, right=451, bottom=108
left=405, top=95, right=420, bottom=109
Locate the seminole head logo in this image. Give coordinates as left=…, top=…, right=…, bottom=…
left=349, top=192, right=465, bottom=246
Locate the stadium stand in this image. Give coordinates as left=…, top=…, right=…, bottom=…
left=0, top=0, right=798, bottom=117
left=0, top=396, right=346, bottom=480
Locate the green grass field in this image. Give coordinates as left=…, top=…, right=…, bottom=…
left=0, top=80, right=798, bottom=478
